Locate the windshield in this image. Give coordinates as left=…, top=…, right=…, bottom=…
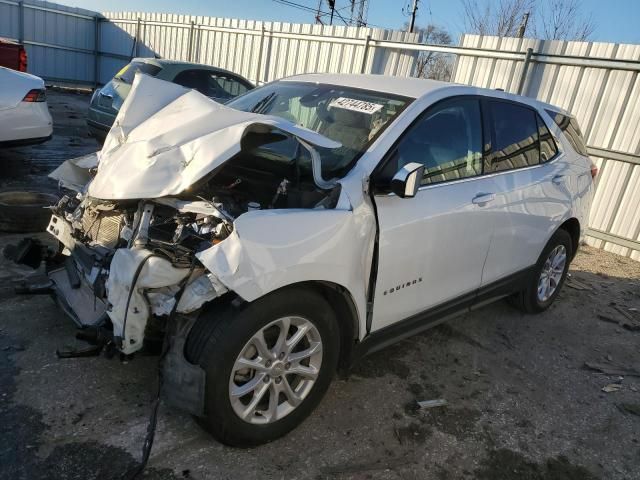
left=226, top=81, right=412, bottom=178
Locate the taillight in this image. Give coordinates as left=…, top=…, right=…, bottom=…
left=19, top=47, right=27, bottom=72
left=22, top=89, right=46, bottom=102
left=590, top=163, right=598, bottom=180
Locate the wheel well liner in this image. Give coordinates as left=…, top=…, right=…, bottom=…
left=188, top=281, right=360, bottom=370
left=264, top=281, right=359, bottom=371
left=558, top=217, right=580, bottom=260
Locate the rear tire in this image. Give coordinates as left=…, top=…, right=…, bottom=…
left=185, top=288, right=340, bottom=447
left=510, top=229, right=572, bottom=314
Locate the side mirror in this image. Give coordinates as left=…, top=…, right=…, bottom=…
left=390, top=162, right=424, bottom=198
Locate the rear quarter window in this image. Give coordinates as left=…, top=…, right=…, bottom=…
left=116, top=61, right=162, bottom=84
left=546, top=110, right=589, bottom=156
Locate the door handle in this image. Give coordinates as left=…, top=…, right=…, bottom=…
left=552, top=174, right=565, bottom=185
left=99, top=92, right=113, bottom=99
left=472, top=192, right=495, bottom=206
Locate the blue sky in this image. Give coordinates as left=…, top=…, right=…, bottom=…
left=67, top=0, right=640, bottom=45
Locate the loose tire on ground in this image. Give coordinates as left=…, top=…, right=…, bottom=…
left=0, top=191, right=59, bottom=233
left=185, top=287, right=340, bottom=447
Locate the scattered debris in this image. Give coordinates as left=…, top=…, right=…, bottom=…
left=584, top=361, right=640, bottom=377
left=566, top=277, right=593, bottom=291
left=618, top=403, right=640, bottom=417
left=602, top=384, right=622, bottom=393
left=417, top=399, right=448, bottom=409
left=3, top=238, right=47, bottom=269
left=597, top=312, right=640, bottom=332
left=613, top=305, right=636, bottom=322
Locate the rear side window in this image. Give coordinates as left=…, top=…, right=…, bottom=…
left=116, top=61, right=162, bottom=84
left=211, top=74, right=251, bottom=98
left=486, top=101, right=539, bottom=173
left=546, top=110, right=588, bottom=156
left=174, top=69, right=251, bottom=100
left=537, top=115, right=558, bottom=162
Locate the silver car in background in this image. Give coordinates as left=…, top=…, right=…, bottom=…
left=87, top=57, right=254, bottom=141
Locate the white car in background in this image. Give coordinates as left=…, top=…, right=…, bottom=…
left=0, top=66, right=52, bottom=145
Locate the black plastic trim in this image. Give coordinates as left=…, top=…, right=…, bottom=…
left=351, top=266, right=536, bottom=362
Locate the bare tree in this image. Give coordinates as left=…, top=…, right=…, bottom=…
left=462, top=0, right=534, bottom=37
left=409, top=23, right=455, bottom=81
left=461, top=0, right=595, bottom=41
left=534, top=0, right=595, bottom=41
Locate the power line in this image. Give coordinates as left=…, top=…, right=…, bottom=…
left=271, top=0, right=380, bottom=28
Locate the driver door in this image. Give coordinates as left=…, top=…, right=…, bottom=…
left=370, top=97, right=497, bottom=331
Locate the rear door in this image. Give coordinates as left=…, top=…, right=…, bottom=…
left=370, top=97, right=497, bottom=331
left=479, top=99, right=571, bottom=286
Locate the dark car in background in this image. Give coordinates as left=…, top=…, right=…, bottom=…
left=0, top=37, right=27, bottom=72
left=87, top=57, right=254, bottom=141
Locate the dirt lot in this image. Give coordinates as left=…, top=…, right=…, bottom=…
left=1, top=91, right=639, bottom=480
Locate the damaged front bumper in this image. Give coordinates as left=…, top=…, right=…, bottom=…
left=40, top=202, right=230, bottom=416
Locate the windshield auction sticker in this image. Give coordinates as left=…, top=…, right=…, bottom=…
left=329, top=97, right=383, bottom=114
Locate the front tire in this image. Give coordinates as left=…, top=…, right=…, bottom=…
left=511, top=229, right=572, bottom=314
left=185, top=288, right=340, bottom=447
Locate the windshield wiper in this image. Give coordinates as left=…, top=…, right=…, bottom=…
left=250, top=92, right=276, bottom=114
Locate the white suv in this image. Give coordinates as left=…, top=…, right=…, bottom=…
left=47, top=73, right=595, bottom=446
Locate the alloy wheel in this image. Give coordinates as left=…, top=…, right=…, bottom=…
left=229, top=316, right=323, bottom=424
left=537, top=244, right=567, bottom=302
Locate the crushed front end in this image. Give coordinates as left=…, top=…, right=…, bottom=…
left=46, top=191, right=235, bottom=353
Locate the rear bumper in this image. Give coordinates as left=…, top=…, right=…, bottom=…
left=0, top=102, right=53, bottom=143
left=0, top=134, right=51, bottom=147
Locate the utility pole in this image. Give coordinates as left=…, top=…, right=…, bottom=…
left=328, top=0, right=335, bottom=26
left=408, top=0, right=419, bottom=33
left=516, top=11, right=530, bottom=38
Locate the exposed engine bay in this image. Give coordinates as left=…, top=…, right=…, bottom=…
left=46, top=138, right=341, bottom=355
left=36, top=72, right=352, bottom=357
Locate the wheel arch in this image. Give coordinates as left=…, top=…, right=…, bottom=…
left=262, top=281, right=360, bottom=371
left=187, top=279, right=362, bottom=372
left=558, top=217, right=580, bottom=260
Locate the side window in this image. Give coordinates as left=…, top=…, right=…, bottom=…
left=210, top=74, right=250, bottom=99
left=173, top=69, right=210, bottom=95
left=546, top=110, right=588, bottom=156
left=486, top=101, right=540, bottom=173
left=388, top=98, right=483, bottom=186
left=537, top=114, right=558, bottom=162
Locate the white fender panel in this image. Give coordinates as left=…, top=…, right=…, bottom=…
left=197, top=209, right=373, bottom=337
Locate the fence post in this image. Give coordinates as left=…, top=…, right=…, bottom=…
left=17, top=1, right=24, bottom=44
left=516, top=47, right=533, bottom=95
left=360, top=34, right=371, bottom=74
left=263, top=27, right=273, bottom=84
left=255, top=26, right=265, bottom=85
left=187, top=20, right=195, bottom=62
left=93, top=17, right=100, bottom=88
left=134, top=17, right=141, bottom=58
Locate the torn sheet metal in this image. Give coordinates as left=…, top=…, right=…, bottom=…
left=106, top=247, right=229, bottom=354
left=88, top=74, right=340, bottom=200
left=49, top=152, right=98, bottom=192
left=106, top=248, right=190, bottom=354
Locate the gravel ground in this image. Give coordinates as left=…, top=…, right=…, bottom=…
left=1, top=91, right=639, bottom=480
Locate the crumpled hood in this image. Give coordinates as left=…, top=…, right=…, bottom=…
left=88, top=74, right=340, bottom=200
